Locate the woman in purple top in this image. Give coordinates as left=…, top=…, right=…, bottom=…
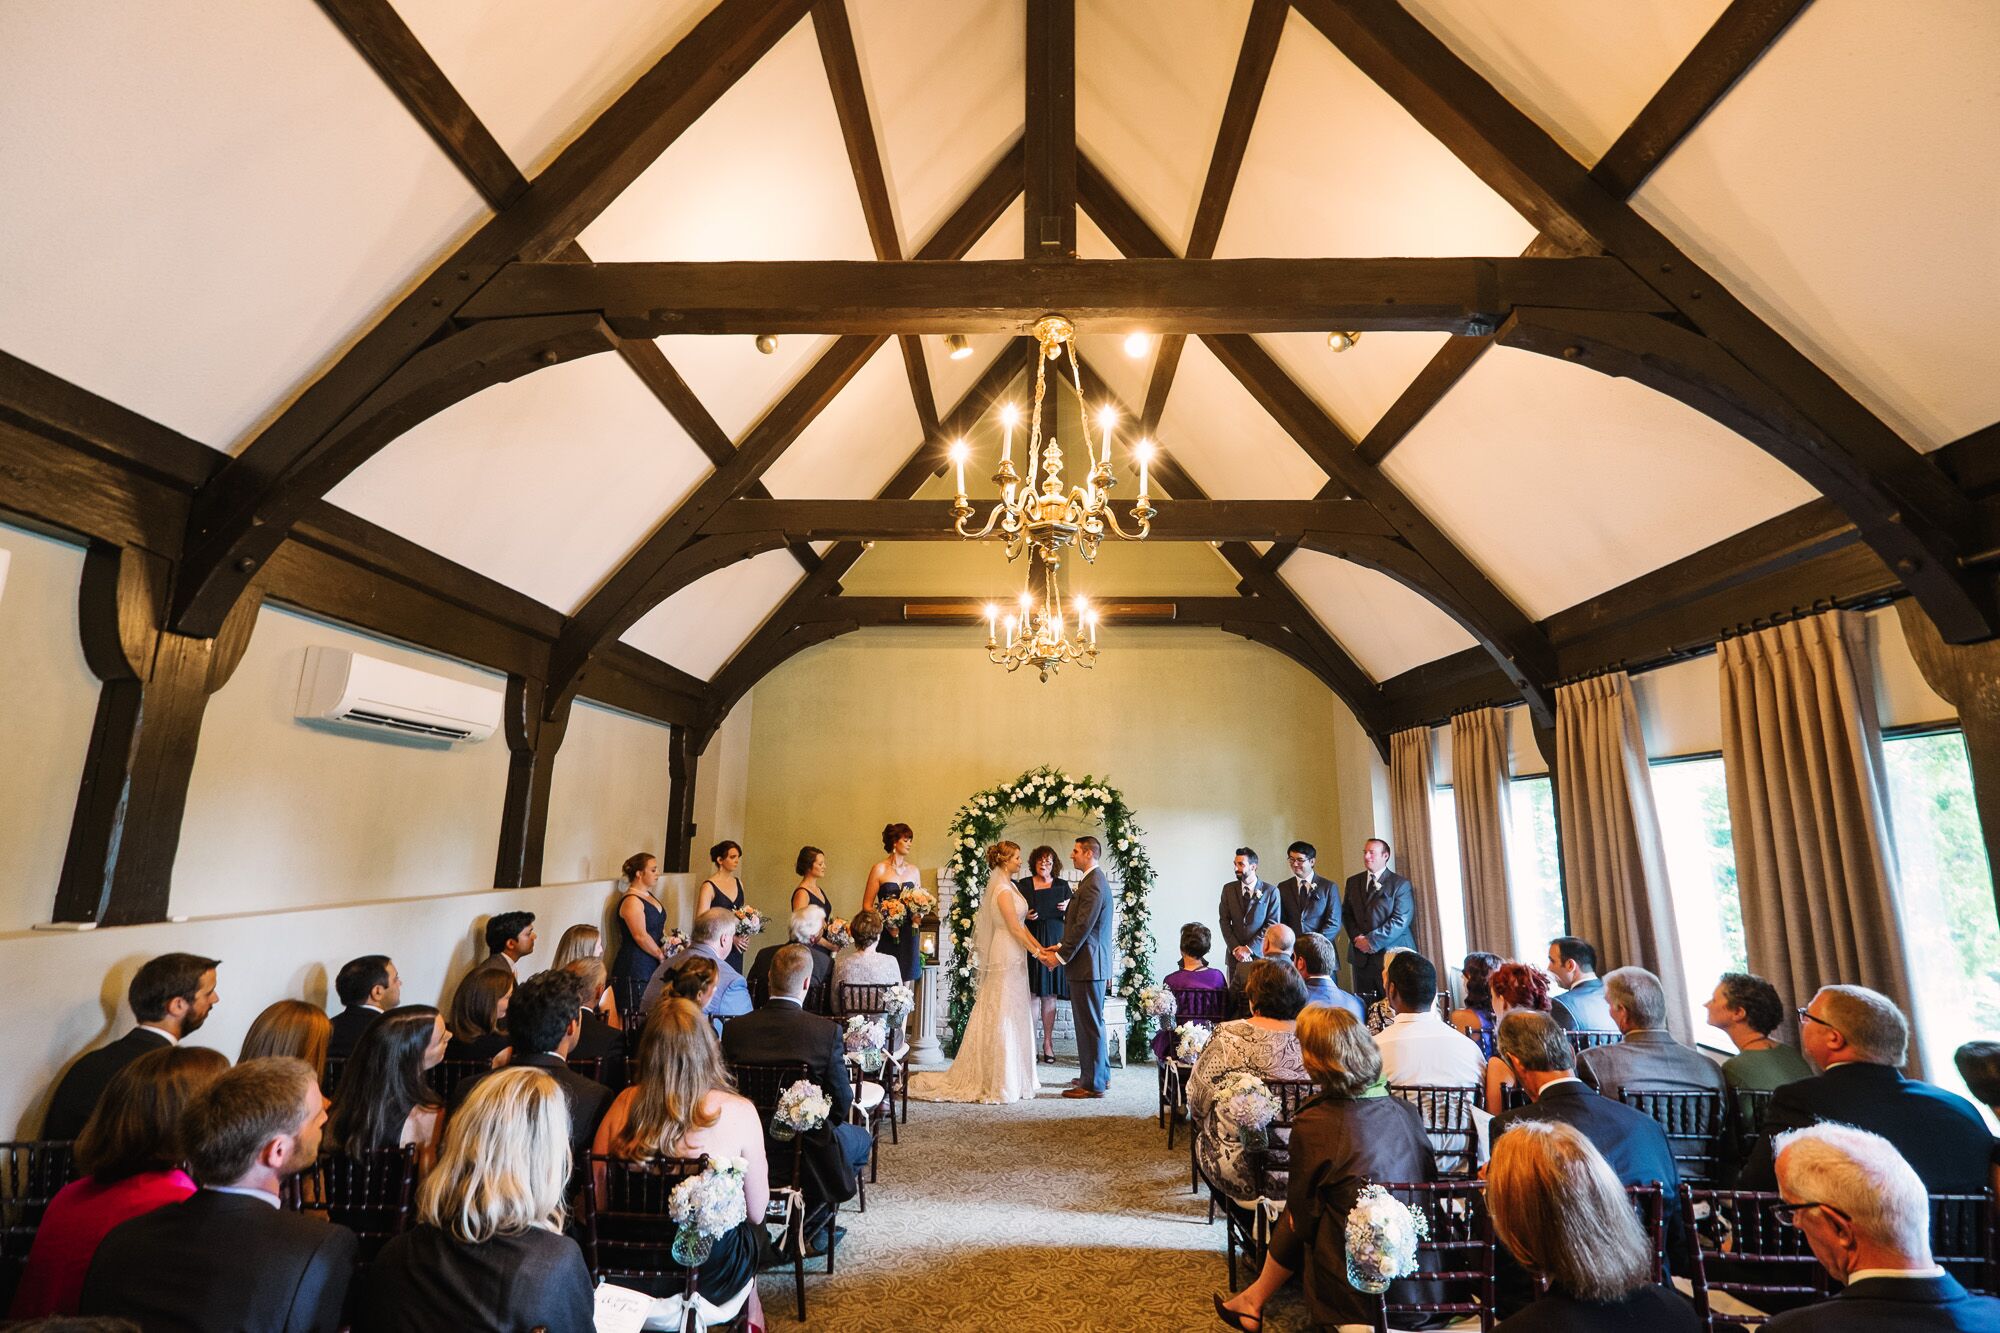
left=1152, top=922, right=1229, bottom=1059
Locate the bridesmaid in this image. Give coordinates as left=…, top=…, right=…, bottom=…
left=610, top=852, right=667, bottom=1025
left=862, top=822, right=924, bottom=982
left=697, top=839, right=749, bottom=975
left=1020, top=844, right=1069, bottom=1062
left=790, top=845, right=832, bottom=919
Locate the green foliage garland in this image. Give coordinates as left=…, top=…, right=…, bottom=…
left=940, top=766, right=1158, bottom=1062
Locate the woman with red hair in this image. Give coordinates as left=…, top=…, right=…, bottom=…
left=1483, top=961, right=1553, bottom=1112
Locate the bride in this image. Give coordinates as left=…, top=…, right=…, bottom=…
left=909, top=841, right=1042, bottom=1104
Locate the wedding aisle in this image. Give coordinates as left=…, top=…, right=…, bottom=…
left=762, top=1062, right=1315, bottom=1332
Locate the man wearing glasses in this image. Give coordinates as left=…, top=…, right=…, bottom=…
left=1740, top=985, right=1993, bottom=1193
left=1765, top=1123, right=2000, bottom=1330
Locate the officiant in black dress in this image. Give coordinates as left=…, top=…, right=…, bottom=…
left=1021, top=844, right=1069, bottom=1063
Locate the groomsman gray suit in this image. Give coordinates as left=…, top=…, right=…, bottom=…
left=1218, top=874, right=1279, bottom=983
left=1057, top=854, right=1117, bottom=1095
left=1342, top=865, right=1415, bottom=997
left=1279, top=874, right=1338, bottom=938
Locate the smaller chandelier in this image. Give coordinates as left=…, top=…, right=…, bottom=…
left=985, top=582, right=1098, bottom=682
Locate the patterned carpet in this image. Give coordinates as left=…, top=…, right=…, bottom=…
left=760, top=1061, right=1317, bottom=1333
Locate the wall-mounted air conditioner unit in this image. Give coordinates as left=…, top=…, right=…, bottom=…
left=295, top=646, right=502, bottom=744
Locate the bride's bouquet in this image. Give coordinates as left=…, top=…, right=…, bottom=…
left=844, top=1015, right=889, bottom=1073
left=668, top=1155, right=748, bottom=1265
left=1215, top=1071, right=1281, bottom=1150
left=1344, top=1183, right=1428, bottom=1294
left=771, top=1079, right=831, bottom=1141
left=1173, top=1021, right=1214, bottom=1063
left=732, top=906, right=765, bottom=938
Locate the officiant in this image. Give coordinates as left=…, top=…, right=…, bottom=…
left=1021, top=844, right=1069, bottom=1064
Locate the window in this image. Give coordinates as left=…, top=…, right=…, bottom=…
left=1506, top=776, right=1566, bottom=960
left=1882, top=729, right=1999, bottom=1121
left=1651, top=755, right=1748, bottom=1047
left=1430, top=786, right=1468, bottom=971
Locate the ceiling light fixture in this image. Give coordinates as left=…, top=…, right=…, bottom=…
left=1326, top=331, right=1362, bottom=353
left=1123, top=331, right=1152, bottom=358
left=754, top=334, right=779, bottom=355
left=944, top=332, right=974, bottom=361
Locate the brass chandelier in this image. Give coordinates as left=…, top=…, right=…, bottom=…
left=948, top=315, right=1155, bottom=680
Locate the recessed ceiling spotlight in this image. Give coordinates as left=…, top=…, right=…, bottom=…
left=944, top=333, right=974, bottom=361
left=1326, top=331, right=1362, bottom=353
left=755, top=334, right=779, bottom=355
left=1123, top=331, right=1152, bottom=358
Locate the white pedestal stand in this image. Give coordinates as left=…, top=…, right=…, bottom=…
left=908, top=869, right=951, bottom=1070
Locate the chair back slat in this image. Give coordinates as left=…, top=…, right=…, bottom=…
left=1172, top=987, right=1230, bottom=1026
left=1366, top=1179, right=1495, bottom=1331
left=424, top=1058, right=492, bottom=1103
left=1929, top=1192, right=1994, bottom=1296
left=1566, top=1029, right=1622, bottom=1053
left=0, top=1141, right=79, bottom=1311
left=1627, top=1183, right=1669, bottom=1284
left=1729, top=1088, right=1774, bottom=1176
left=1387, top=1084, right=1480, bottom=1179
left=582, top=1153, right=708, bottom=1293
left=1246, top=1079, right=1320, bottom=1202
left=284, top=1145, right=417, bottom=1264
left=1620, top=1090, right=1726, bottom=1185
left=1682, top=1186, right=1832, bottom=1326
left=836, top=983, right=894, bottom=1018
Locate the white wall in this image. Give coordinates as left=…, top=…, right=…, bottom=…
left=543, top=699, right=674, bottom=885
left=693, top=695, right=753, bottom=862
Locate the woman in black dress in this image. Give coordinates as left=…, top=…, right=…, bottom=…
left=1020, top=844, right=1069, bottom=1062
left=697, top=839, right=748, bottom=974
left=611, top=852, right=668, bottom=1024
left=862, top=823, right=923, bottom=982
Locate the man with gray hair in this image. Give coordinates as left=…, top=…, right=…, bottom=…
left=1575, top=965, right=1727, bottom=1103
left=747, top=904, right=833, bottom=1012
left=1742, top=984, right=1993, bottom=1193
left=1767, top=1123, right=2000, bottom=1330
left=638, top=906, right=752, bottom=1022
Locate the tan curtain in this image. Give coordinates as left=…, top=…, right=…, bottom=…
left=1718, top=610, right=1920, bottom=1069
left=1389, top=726, right=1446, bottom=968
left=1556, top=672, right=1692, bottom=1039
left=1451, top=707, right=1515, bottom=957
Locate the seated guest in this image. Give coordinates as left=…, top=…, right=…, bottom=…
left=239, top=1000, right=332, bottom=1087
left=45, top=953, right=220, bottom=1140
left=1483, top=962, right=1555, bottom=1112
left=1766, top=1123, right=2000, bottom=1331
left=834, top=909, right=902, bottom=988
left=1547, top=936, right=1615, bottom=1032
left=453, top=972, right=609, bottom=1171
left=1485, top=1121, right=1701, bottom=1330
left=639, top=908, right=751, bottom=1023
left=1742, top=985, right=1994, bottom=1193
left=595, top=1000, right=769, bottom=1329
left=721, top=945, right=874, bottom=1179
left=11, top=1048, right=228, bottom=1318
left=1955, top=1041, right=2000, bottom=1113
left=1375, top=951, right=1485, bottom=1091
left=79, top=1058, right=357, bottom=1331
left=1189, top=960, right=1309, bottom=1202
left=563, top=957, right=624, bottom=1062
left=327, top=1005, right=449, bottom=1173
left=1151, top=923, right=1230, bottom=1060
left=473, top=910, right=537, bottom=979
left=327, top=955, right=400, bottom=1063
left=666, top=954, right=722, bottom=1006
left=1449, top=951, right=1504, bottom=1060
left=1576, top=967, right=1726, bottom=1101
left=1214, top=1006, right=1436, bottom=1332
left=1364, top=946, right=1413, bottom=1035
left=1260, top=922, right=1296, bottom=969
left=1704, top=971, right=1814, bottom=1090
left=747, top=905, right=833, bottom=1010
left=354, top=1069, right=594, bottom=1333
left=1293, top=932, right=1363, bottom=1022
left=445, top=967, right=514, bottom=1063
left=550, top=922, right=603, bottom=973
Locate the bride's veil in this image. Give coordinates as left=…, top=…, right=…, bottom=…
left=973, top=867, right=1013, bottom=972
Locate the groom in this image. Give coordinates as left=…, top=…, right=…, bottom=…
left=1039, top=836, right=1115, bottom=1099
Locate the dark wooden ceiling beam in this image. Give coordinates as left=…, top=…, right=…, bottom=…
left=1024, top=0, right=1077, bottom=259
left=692, top=497, right=1397, bottom=543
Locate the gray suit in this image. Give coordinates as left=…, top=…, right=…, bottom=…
left=1218, top=879, right=1279, bottom=981
left=1576, top=1029, right=1727, bottom=1103
left=1057, top=865, right=1116, bottom=1092
left=1279, top=874, right=1338, bottom=938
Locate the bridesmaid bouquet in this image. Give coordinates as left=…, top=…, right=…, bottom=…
left=772, top=1080, right=832, bottom=1140
left=733, top=906, right=765, bottom=938
left=1174, top=1022, right=1214, bottom=1063
left=1344, top=1184, right=1428, bottom=1294
left=662, top=927, right=690, bottom=955
left=844, top=1015, right=888, bottom=1072
left=880, top=887, right=935, bottom=937
left=1215, top=1071, right=1281, bottom=1150
left=668, top=1156, right=748, bottom=1265
left=818, top=916, right=852, bottom=949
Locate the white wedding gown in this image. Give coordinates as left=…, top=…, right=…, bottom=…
left=909, top=870, right=1041, bottom=1104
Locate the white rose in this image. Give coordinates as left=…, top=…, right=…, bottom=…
left=1119, top=838, right=1131, bottom=850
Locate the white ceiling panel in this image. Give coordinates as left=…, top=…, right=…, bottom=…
left=849, top=0, right=1022, bottom=248
left=1217, top=10, right=1538, bottom=261
left=328, top=352, right=713, bottom=613
left=392, top=0, right=718, bottom=176
left=762, top=341, right=923, bottom=499
left=1157, top=340, right=1328, bottom=500
left=1071, top=212, right=1156, bottom=414
left=1256, top=330, right=1455, bottom=440
left=1078, top=0, right=1253, bottom=256
left=919, top=199, right=1024, bottom=412
left=652, top=332, right=837, bottom=444
left=0, top=1, right=485, bottom=451
left=1398, top=0, right=1729, bottom=166
left=1634, top=0, right=2000, bottom=451
left=1281, top=550, right=1479, bottom=681
left=620, top=550, right=803, bottom=680
left=1383, top=347, right=1819, bottom=619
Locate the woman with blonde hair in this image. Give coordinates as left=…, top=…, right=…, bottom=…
left=592, top=999, right=767, bottom=1326
left=354, top=1067, right=594, bottom=1332
left=238, top=999, right=333, bottom=1085
left=910, top=840, right=1042, bottom=1104
left=1485, top=1120, right=1698, bottom=1330
left=551, top=923, right=617, bottom=1024
left=1215, top=1006, right=1435, bottom=1332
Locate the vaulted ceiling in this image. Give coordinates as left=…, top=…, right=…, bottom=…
left=4, top=0, right=1997, bottom=754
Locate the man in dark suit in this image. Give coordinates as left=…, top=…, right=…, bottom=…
left=562, top=958, right=624, bottom=1069
left=1044, top=836, right=1118, bottom=1097
left=1742, top=985, right=1994, bottom=1194
left=1766, top=1122, right=2000, bottom=1331
left=1218, top=847, right=1278, bottom=987
left=453, top=971, right=609, bottom=1170
left=1341, top=837, right=1415, bottom=998
left=81, top=1056, right=357, bottom=1331
left=471, top=910, right=537, bottom=980
left=721, top=945, right=874, bottom=1177
left=1278, top=840, right=1338, bottom=939
left=747, top=905, right=833, bottom=1010
left=1547, top=936, right=1617, bottom=1032
left=46, top=952, right=220, bottom=1140
left=1576, top=966, right=1727, bottom=1102
left=326, top=954, right=399, bottom=1063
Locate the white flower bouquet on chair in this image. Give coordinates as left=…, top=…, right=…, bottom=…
left=1173, top=1021, right=1213, bottom=1062
left=1215, top=1072, right=1280, bottom=1151
left=1344, top=1184, right=1428, bottom=1294
left=668, top=1156, right=748, bottom=1265
left=883, top=981, right=915, bottom=1018
left=771, top=1080, right=830, bottom=1141
left=844, top=1015, right=889, bottom=1073
left=1139, top=985, right=1178, bottom=1024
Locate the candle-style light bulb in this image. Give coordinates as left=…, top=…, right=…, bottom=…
left=949, top=439, right=968, bottom=496
left=984, top=602, right=998, bottom=642
left=1096, top=406, right=1118, bottom=466
left=1135, top=438, right=1154, bottom=502
left=999, top=403, right=1019, bottom=465
left=1003, top=614, right=1016, bottom=647
left=1087, top=610, right=1099, bottom=644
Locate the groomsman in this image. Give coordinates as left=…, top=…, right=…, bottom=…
left=1218, top=848, right=1278, bottom=983
left=1278, top=841, right=1338, bottom=938
left=1342, top=838, right=1416, bottom=998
